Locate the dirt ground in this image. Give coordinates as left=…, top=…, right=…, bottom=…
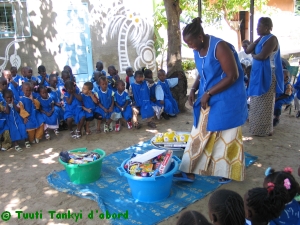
left=1, top=94, right=300, bottom=225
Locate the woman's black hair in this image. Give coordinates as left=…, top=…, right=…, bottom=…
left=246, top=185, right=289, bottom=223
left=83, top=82, right=93, bottom=91
left=3, top=89, right=13, bottom=97
left=34, top=84, right=51, bottom=93
left=38, top=65, right=46, bottom=73
left=258, top=17, right=273, bottom=31
left=264, top=168, right=299, bottom=202
left=177, top=211, right=212, bottom=225
left=64, top=80, right=74, bottom=90
left=182, top=17, right=204, bottom=37
left=208, top=189, right=245, bottom=225
left=134, top=70, right=144, bottom=78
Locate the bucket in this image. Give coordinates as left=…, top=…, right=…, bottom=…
left=59, top=148, right=106, bottom=184
left=117, top=156, right=181, bottom=203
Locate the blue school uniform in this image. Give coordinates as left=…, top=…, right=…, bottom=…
left=8, top=82, right=20, bottom=102
left=157, top=80, right=179, bottom=115
left=270, top=199, right=300, bottom=225
left=49, top=87, right=64, bottom=122
left=275, top=82, right=294, bottom=110
left=114, top=91, right=132, bottom=121
left=37, top=75, right=50, bottom=86
left=2, top=101, right=27, bottom=142
left=193, top=35, right=248, bottom=131
left=81, top=92, right=100, bottom=119
left=294, top=75, right=300, bottom=99
left=92, top=82, right=100, bottom=93
left=19, top=96, right=44, bottom=130
left=90, top=70, right=107, bottom=83
left=131, top=81, right=154, bottom=119
left=0, top=101, right=9, bottom=135
left=97, top=88, right=114, bottom=119
left=63, top=89, right=85, bottom=124
left=36, top=95, right=58, bottom=126
left=21, top=76, right=38, bottom=84
left=248, top=33, right=284, bottom=96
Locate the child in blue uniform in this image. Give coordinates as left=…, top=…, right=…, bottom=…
left=3, top=69, right=20, bottom=102
left=107, top=65, right=120, bottom=92
left=21, top=67, right=38, bottom=84
left=244, top=184, right=289, bottom=225
left=0, top=84, right=12, bottom=151
left=19, top=82, right=44, bottom=145
left=156, top=69, right=179, bottom=119
left=264, top=167, right=300, bottom=225
left=37, top=65, right=50, bottom=86
left=81, top=82, right=102, bottom=134
left=293, top=73, right=300, bottom=118
left=125, top=67, right=135, bottom=92
left=273, top=70, right=294, bottom=126
left=36, top=85, right=59, bottom=140
left=114, top=80, right=132, bottom=131
left=49, top=74, right=65, bottom=130
left=97, top=76, right=114, bottom=133
left=92, top=71, right=103, bottom=93
left=63, top=65, right=76, bottom=83
left=2, top=89, right=28, bottom=151
left=63, top=80, right=85, bottom=139
left=91, top=61, right=106, bottom=82
left=130, top=70, right=156, bottom=128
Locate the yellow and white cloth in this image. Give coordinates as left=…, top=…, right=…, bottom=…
left=179, top=107, right=245, bottom=181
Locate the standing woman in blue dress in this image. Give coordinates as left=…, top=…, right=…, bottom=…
left=245, top=17, right=284, bottom=136
left=175, top=17, right=248, bottom=183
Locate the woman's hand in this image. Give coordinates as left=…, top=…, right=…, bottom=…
left=188, top=89, right=196, bottom=106
left=200, top=92, right=210, bottom=110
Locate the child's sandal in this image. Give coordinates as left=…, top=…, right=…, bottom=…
left=25, top=141, right=31, bottom=148
left=75, top=129, right=81, bottom=138
left=147, top=121, right=156, bottom=128
left=45, top=133, right=51, bottom=140
left=134, top=122, right=141, bottom=129
left=15, top=145, right=23, bottom=152
left=54, top=129, right=59, bottom=135
left=70, top=131, right=77, bottom=139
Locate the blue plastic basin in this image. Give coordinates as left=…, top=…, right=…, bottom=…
left=117, top=156, right=181, bottom=203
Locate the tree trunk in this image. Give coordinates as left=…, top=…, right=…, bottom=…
left=163, top=0, right=187, bottom=111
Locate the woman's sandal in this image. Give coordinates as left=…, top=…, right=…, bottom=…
left=147, top=121, right=157, bottom=128
left=95, top=129, right=101, bottom=134
left=25, top=141, right=31, bottom=148
left=173, top=172, right=195, bottom=182
left=86, top=130, right=92, bottom=135
left=218, top=177, right=232, bottom=184
left=15, top=145, right=23, bottom=152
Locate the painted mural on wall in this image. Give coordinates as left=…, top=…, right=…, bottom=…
left=0, top=39, right=23, bottom=72
left=102, top=1, right=156, bottom=74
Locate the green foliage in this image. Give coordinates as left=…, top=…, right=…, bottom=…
left=182, top=59, right=196, bottom=71
left=202, top=0, right=269, bottom=26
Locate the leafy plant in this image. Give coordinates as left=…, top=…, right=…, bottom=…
left=182, top=60, right=196, bottom=71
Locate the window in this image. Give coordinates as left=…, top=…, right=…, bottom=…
left=295, top=0, right=300, bottom=16
left=0, top=3, right=15, bottom=33
left=0, top=0, right=31, bottom=39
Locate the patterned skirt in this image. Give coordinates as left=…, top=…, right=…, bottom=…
left=249, top=74, right=276, bottom=136
left=179, top=106, right=245, bottom=181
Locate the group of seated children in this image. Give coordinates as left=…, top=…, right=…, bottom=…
left=0, top=63, right=180, bottom=151
left=176, top=167, right=300, bottom=225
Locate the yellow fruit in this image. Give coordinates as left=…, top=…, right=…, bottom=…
left=154, top=133, right=164, bottom=142
left=163, top=131, right=177, bottom=142
left=175, top=134, right=190, bottom=142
